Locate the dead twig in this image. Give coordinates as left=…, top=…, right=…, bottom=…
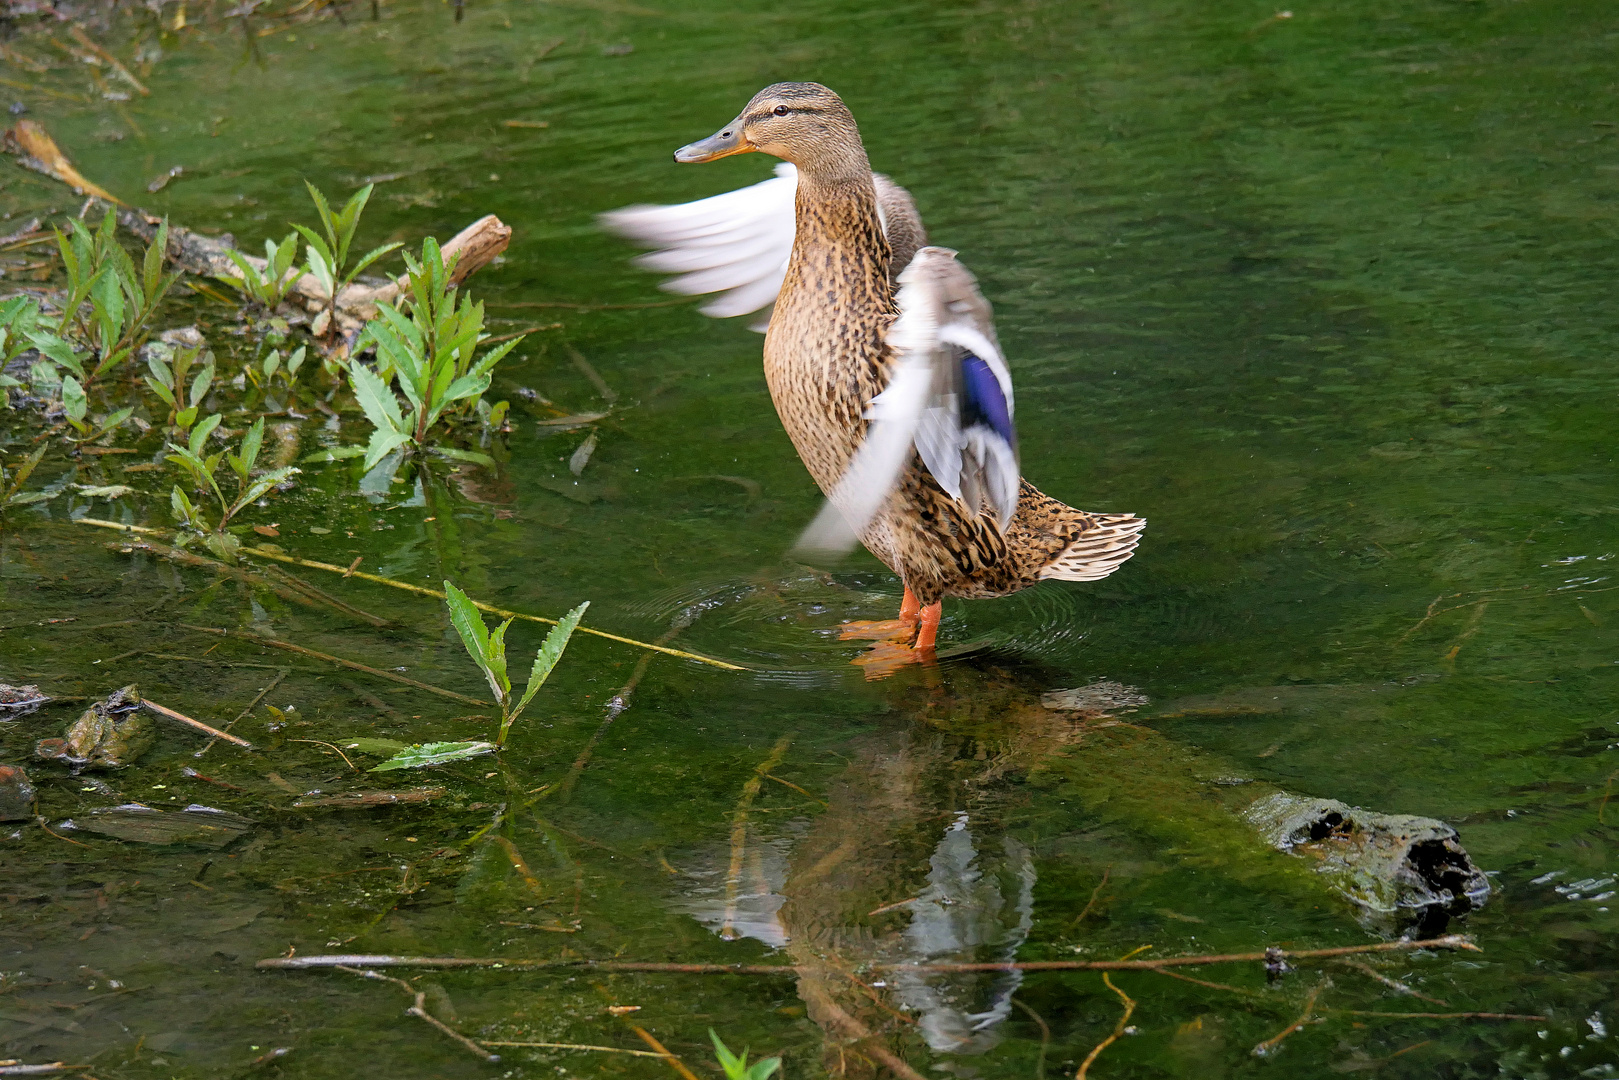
left=1009, top=997, right=1051, bottom=1080
left=1068, top=866, right=1112, bottom=929
left=1075, top=971, right=1136, bottom=1078
left=1332, top=960, right=1449, bottom=1006
left=722, top=735, right=792, bottom=940
left=197, top=670, right=286, bottom=757
left=176, top=623, right=488, bottom=706
left=255, top=935, right=1482, bottom=974
left=334, top=966, right=498, bottom=1062
left=1252, top=984, right=1323, bottom=1057
left=491, top=836, right=547, bottom=899
left=289, top=739, right=356, bottom=771
left=476, top=1041, right=666, bottom=1057
left=143, top=699, right=253, bottom=749
left=75, top=519, right=744, bottom=669
left=1333, top=1009, right=1547, bottom=1021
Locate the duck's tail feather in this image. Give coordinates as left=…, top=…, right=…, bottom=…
left=1038, top=514, right=1145, bottom=582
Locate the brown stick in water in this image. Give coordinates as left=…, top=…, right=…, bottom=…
left=143, top=699, right=253, bottom=749
left=255, top=935, right=1482, bottom=973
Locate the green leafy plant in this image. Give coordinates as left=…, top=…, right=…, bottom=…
left=143, top=343, right=214, bottom=435
left=0, top=445, right=50, bottom=511
left=166, top=414, right=299, bottom=560
left=371, top=741, right=498, bottom=772
left=0, top=295, right=43, bottom=391
left=446, top=581, right=585, bottom=749
left=710, top=1031, right=781, bottom=1080
left=59, top=374, right=132, bottom=442
left=39, top=210, right=177, bottom=386
left=347, top=238, right=522, bottom=468
left=294, top=182, right=401, bottom=336
left=218, top=231, right=302, bottom=309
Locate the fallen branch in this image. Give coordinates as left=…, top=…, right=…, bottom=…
left=143, top=698, right=253, bottom=749
left=1253, top=984, right=1324, bottom=1056
left=197, top=669, right=286, bottom=758
left=74, top=519, right=745, bottom=671
left=2, top=119, right=119, bottom=202
left=476, top=1041, right=668, bottom=1058
left=1075, top=972, right=1136, bottom=1079
left=175, top=623, right=488, bottom=707
left=255, top=935, right=1480, bottom=973
left=335, top=966, right=498, bottom=1063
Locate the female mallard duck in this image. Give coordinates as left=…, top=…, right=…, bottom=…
left=605, top=82, right=1143, bottom=665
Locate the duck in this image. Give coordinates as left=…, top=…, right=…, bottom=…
left=604, top=82, right=1143, bottom=668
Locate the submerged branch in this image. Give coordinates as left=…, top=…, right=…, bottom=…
left=256, top=936, right=1480, bottom=974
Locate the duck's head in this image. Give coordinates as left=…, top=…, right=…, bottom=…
left=675, top=82, right=866, bottom=175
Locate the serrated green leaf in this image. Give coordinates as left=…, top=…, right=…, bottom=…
left=349, top=362, right=407, bottom=435
left=238, top=417, right=264, bottom=475
left=443, top=578, right=494, bottom=669
left=370, top=741, right=496, bottom=772
left=511, top=600, right=588, bottom=722
left=362, top=427, right=412, bottom=471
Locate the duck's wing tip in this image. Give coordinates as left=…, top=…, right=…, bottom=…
left=1038, top=514, right=1147, bottom=582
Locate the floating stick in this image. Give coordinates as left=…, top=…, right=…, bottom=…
left=143, top=699, right=253, bottom=749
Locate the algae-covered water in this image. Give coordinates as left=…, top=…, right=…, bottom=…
left=2, top=0, right=1617, bottom=1075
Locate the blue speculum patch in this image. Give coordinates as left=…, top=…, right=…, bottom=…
left=960, top=353, right=1017, bottom=449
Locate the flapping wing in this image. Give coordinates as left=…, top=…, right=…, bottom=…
left=793, top=246, right=1020, bottom=558
left=602, top=166, right=927, bottom=331
left=600, top=162, right=798, bottom=321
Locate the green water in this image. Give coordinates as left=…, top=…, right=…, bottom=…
left=2, top=0, right=1617, bottom=1075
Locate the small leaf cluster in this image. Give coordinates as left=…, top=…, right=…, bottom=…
left=444, top=580, right=586, bottom=749
left=142, top=341, right=213, bottom=434
left=295, top=182, right=401, bottom=335
left=167, top=415, right=299, bottom=560
left=710, top=1031, right=782, bottom=1080
left=345, top=238, right=521, bottom=469
left=221, top=231, right=302, bottom=309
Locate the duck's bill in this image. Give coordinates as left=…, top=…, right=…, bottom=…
left=674, top=123, right=755, bottom=164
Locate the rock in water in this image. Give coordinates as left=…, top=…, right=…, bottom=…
left=0, top=764, right=35, bottom=820
left=35, top=684, right=154, bottom=769
left=1245, top=792, right=1491, bottom=933
left=59, top=803, right=254, bottom=847
left=0, top=683, right=50, bottom=716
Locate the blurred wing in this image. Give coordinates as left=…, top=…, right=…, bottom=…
left=793, top=247, right=1020, bottom=559
left=602, top=165, right=927, bottom=331
left=600, top=162, right=798, bottom=320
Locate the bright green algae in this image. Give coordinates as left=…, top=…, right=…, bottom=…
left=1, top=0, right=1617, bottom=1075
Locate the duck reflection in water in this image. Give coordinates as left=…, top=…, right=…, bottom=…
left=672, top=670, right=1095, bottom=1075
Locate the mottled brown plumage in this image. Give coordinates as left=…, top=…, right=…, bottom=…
left=689, top=82, right=1141, bottom=609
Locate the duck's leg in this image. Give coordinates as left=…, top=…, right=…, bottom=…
left=838, top=586, right=922, bottom=641
left=851, top=595, right=942, bottom=680
left=913, top=601, right=942, bottom=652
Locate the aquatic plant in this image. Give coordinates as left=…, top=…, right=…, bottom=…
left=0, top=445, right=49, bottom=512
left=43, top=210, right=177, bottom=386
left=142, top=341, right=213, bottom=435
left=345, top=237, right=522, bottom=468
left=293, top=182, right=401, bottom=336
left=166, top=414, right=299, bottom=560
left=710, top=1030, right=781, bottom=1080
left=59, top=374, right=132, bottom=442
left=444, top=581, right=586, bottom=749
left=218, top=231, right=302, bottom=310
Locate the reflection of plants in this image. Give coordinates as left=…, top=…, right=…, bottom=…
left=166, top=415, right=299, bottom=560
left=143, top=343, right=214, bottom=435
left=294, top=183, right=400, bottom=335
left=219, top=231, right=302, bottom=309
left=710, top=1031, right=781, bottom=1080
left=445, top=581, right=585, bottom=750
left=348, top=238, right=521, bottom=468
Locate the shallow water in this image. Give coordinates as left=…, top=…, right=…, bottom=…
left=1, top=0, right=1617, bottom=1075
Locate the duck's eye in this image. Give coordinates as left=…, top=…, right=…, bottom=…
left=773, top=105, right=790, bottom=116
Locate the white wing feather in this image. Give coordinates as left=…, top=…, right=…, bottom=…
left=793, top=247, right=1022, bottom=559
left=600, top=163, right=798, bottom=321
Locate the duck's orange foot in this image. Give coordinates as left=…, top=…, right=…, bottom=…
left=851, top=640, right=928, bottom=680
left=838, top=618, right=917, bottom=642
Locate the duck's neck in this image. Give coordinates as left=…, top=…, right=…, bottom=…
left=784, top=157, right=893, bottom=317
